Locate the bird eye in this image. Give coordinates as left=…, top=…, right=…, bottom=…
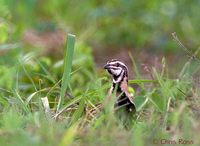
left=116, top=63, right=119, bottom=67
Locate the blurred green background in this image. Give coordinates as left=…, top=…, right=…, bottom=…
left=1, top=0, right=200, bottom=54
left=1, top=0, right=200, bottom=111
left=1, top=1, right=200, bottom=146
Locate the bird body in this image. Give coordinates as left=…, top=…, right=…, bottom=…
left=104, top=59, right=136, bottom=128
left=84, top=59, right=136, bottom=127
left=104, top=59, right=136, bottom=113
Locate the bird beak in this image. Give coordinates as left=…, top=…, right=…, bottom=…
left=104, top=64, right=110, bottom=69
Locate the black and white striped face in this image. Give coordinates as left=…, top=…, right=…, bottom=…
left=104, top=59, right=128, bottom=83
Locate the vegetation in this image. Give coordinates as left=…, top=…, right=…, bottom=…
left=1, top=1, right=200, bottom=146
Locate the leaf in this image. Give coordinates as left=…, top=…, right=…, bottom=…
left=150, top=92, right=165, bottom=112
left=133, top=96, right=148, bottom=111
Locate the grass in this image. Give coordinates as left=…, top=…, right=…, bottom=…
left=56, top=34, right=75, bottom=114
left=0, top=34, right=200, bottom=146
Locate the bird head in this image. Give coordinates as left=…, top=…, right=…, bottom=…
left=104, top=59, right=128, bottom=83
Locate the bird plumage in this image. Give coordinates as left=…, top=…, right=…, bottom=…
left=82, top=59, right=136, bottom=126
left=104, top=59, right=136, bottom=113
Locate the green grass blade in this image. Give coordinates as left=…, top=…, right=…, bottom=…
left=13, top=90, right=30, bottom=113
left=25, top=87, right=50, bottom=105
left=54, top=95, right=82, bottom=119
left=129, top=79, right=158, bottom=84
left=69, top=97, right=85, bottom=126
left=58, top=123, right=78, bottom=146
left=35, top=59, right=56, bottom=83
left=128, top=52, right=141, bottom=79
left=56, top=34, right=76, bottom=112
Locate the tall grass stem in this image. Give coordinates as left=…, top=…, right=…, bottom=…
left=56, top=34, right=75, bottom=113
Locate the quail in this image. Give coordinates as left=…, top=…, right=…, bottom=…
left=104, top=59, right=136, bottom=113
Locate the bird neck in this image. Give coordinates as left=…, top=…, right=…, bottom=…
left=112, top=76, right=128, bottom=93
